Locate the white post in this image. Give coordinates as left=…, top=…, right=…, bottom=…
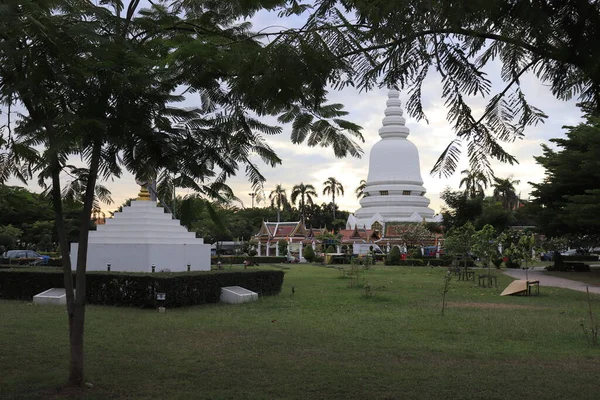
left=257, top=242, right=262, bottom=257
left=336, top=245, right=341, bottom=253
left=266, top=242, right=270, bottom=257
left=299, top=242, right=304, bottom=262
left=276, top=244, right=280, bottom=257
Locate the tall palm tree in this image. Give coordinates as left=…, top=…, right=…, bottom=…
left=492, top=176, right=521, bottom=211
left=459, top=169, right=489, bottom=199
left=291, top=183, right=318, bottom=223
left=322, top=177, right=344, bottom=219
left=355, top=179, right=367, bottom=199
left=269, top=184, right=289, bottom=222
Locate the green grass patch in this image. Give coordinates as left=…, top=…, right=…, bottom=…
left=1, top=265, right=599, bottom=399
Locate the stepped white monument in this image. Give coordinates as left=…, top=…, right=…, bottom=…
left=70, top=182, right=210, bottom=272
left=347, top=89, right=439, bottom=230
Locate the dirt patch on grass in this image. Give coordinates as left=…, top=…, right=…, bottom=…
left=447, top=301, right=544, bottom=310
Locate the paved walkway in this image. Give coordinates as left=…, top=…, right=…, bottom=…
left=501, top=267, right=600, bottom=294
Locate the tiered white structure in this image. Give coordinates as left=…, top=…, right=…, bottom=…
left=70, top=187, right=210, bottom=272
left=347, top=89, right=439, bottom=230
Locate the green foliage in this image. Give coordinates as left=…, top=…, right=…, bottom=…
left=325, top=245, right=336, bottom=254
left=387, top=246, right=401, bottom=265
left=530, top=117, right=600, bottom=245
left=277, top=240, right=288, bottom=255
left=444, top=223, right=476, bottom=259
left=303, top=245, right=316, bottom=262
left=322, top=177, right=344, bottom=220
left=0, top=269, right=284, bottom=307
left=275, top=0, right=600, bottom=177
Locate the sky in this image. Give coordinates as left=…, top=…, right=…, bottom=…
left=4, top=3, right=585, bottom=216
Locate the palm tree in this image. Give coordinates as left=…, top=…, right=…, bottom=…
left=269, top=184, right=289, bottom=222
left=355, top=179, right=367, bottom=199
left=492, top=176, right=521, bottom=211
left=291, top=183, right=318, bottom=223
left=459, top=169, right=489, bottom=199
left=322, top=177, right=344, bottom=219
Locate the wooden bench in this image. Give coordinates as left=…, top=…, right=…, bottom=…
left=478, top=274, right=497, bottom=288
left=458, top=270, right=475, bottom=281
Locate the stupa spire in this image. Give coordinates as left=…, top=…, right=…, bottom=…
left=378, top=88, right=410, bottom=139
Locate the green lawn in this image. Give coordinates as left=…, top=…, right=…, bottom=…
left=1, top=265, right=599, bottom=399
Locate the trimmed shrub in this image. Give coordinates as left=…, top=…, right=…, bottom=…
left=325, top=245, right=336, bottom=254
left=0, top=269, right=284, bottom=308
left=277, top=240, right=288, bottom=255
left=386, top=246, right=401, bottom=265
left=303, top=245, right=316, bottom=262
left=505, top=257, right=521, bottom=268
left=563, top=255, right=598, bottom=262
left=211, top=256, right=286, bottom=265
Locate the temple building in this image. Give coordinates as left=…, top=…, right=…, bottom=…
left=254, top=221, right=326, bottom=258
left=347, top=89, right=441, bottom=233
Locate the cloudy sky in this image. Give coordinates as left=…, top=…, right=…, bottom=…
left=5, top=5, right=585, bottom=216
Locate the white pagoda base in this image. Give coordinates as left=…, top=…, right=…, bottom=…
left=70, top=200, right=210, bottom=273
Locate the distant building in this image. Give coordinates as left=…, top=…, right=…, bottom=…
left=254, top=221, right=326, bottom=258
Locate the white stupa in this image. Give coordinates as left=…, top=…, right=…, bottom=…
left=347, top=89, right=439, bottom=230
left=70, top=184, right=211, bottom=272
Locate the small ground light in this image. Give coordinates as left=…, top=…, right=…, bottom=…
left=151, top=264, right=156, bottom=273
left=107, top=262, right=111, bottom=272
left=187, top=263, right=191, bottom=272
left=156, top=292, right=166, bottom=312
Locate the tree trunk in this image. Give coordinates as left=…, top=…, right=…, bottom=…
left=332, top=192, right=336, bottom=220
left=67, top=141, right=102, bottom=386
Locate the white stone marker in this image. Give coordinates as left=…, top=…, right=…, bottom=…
left=33, top=288, right=70, bottom=305
left=220, top=286, right=258, bottom=304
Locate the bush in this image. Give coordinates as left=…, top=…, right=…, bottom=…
left=505, top=257, right=521, bottom=268
left=563, top=255, right=599, bottom=262
left=384, top=258, right=425, bottom=266
left=387, top=246, right=401, bottom=265
left=303, top=246, right=316, bottom=262
left=0, top=269, right=284, bottom=308
left=277, top=240, right=288, bottom=255
left=211, top=256, right=286, bottom=265
left=325, top=245, right=335, bottom=254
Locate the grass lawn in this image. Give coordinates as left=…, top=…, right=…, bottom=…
left=1, top=264, right=600, bottom=399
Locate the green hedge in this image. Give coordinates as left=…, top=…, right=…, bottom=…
left=562, top=255, right=599, bottom=262
left=211, top=256, right=287, bottom=264
left=0, top=269, right=284, bottom=308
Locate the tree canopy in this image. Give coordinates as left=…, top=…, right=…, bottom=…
left=274, top=0, right=600, bottom=176
left=529, top=116, right=600, bottom=243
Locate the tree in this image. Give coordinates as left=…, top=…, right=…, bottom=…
left=459, top=169, right=489, bottom=199
left=322, top=177, right=344, bottom=219
left=303, top=244, right=316, bottom=262
left=355, top=179, right=367, bottom=199
left=530, top=116, right=600, bottom=240
left=0, top=224, right=22, bottom=252
left=269, top=184, right=289, bottom=222
left=471, top=225, right=499, bottom=276
left=444, top=222, right=477, bottom=272
left=492, top=176, right=521, bottom=212
left=440, top=188, right=483, bottom=231
left=0, top=0, right=364, bottom=386
left=275, top=0, right=600, bottom=177
left=291, top=183, right=318, bottom=223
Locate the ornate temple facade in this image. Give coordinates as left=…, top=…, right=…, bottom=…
left=347, top=89, right=441, bottom=234
left=254, top=221, right=326, bottom=257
